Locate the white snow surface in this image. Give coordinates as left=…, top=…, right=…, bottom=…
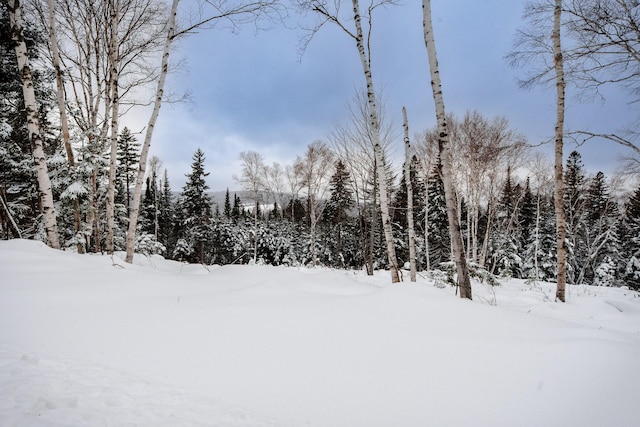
left=1, top=239, right=640, bottom=426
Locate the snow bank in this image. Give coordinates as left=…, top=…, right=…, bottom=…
left=1, top=239, right=639, bottom=426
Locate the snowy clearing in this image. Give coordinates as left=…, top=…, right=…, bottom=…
left=1, top=239, right=640, bottom=426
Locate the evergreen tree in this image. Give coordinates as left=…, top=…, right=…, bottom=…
left=519, top=178, right=535, bottom=244
left=177, top=149, right=213, bottom=263
left=580, top=172, right=620, bottom=285
left=322, top=160, right=355, bottom=265
left=139, top=175, right=158, bottom=236
left=490, top=167, right=523, bottom=277
left=620, top=184, right=640, bottom=290
left=232, top=193, right=242, bottom=220
left=223, top=188, right=232, bottom=218
left=116, top=127, right=140, bottom=215
left=522, top=195, right=557, bottom=281
left=426, top=165, right=450, bottom=267
left=564, top=151, right=587, bottom=284
left=158, top=169, right=175, bottom=256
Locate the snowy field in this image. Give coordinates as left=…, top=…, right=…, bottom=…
left=1, top=239, right=640, bottom=426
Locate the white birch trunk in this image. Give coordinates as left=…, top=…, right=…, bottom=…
left=352, top=0, right=399, bottom=282
left=125, top=0, right=179, bottom=263
left=9, top=0, right=60, bottom=249
left=403, top=107, right=417, bottom=281
left=422, top=0, right=471, bottom=299
left=106, top=0, right=120, bottom=254
left=551, top=0, right=567, bottom=302
left=553, top=0, right=567, bottom=302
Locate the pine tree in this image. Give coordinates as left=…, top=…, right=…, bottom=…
left=177, top=149, right=213, bottom=264
left=223, top=188, right=232, bottom=218
left=158, top=169, right=175, bottom=256
left=564, top=151, right=587, bottom=284
left=426, top=166, right=450, bottom=267
left=116, top=127, right=140, bottom=216
left=490, top=167, right=523, bottom=278
left=580, top=172, right=620, bottom=285
left=322, top=160, right=355, bottom=265
left=519, top=178, right=536, bottom=251
left=620, top=184, right=640, bottom=290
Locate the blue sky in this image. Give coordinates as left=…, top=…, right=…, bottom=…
left=135, top=0, right=637, bottom=191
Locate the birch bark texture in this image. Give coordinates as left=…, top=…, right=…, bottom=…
left=106, top=0, right=121, bottom=254
left=553, top=0, right=568, bottom=302
left=402, top=107, right=417, bottom=282
left=8, top=0, right=60, bottom=249
left=300, top=0, right=400, bottom=281
left=422, top=0, right=471, bottom=299
left=125, top=0, right=178, bottom=263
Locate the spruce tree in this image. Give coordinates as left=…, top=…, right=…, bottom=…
left=564, top=151, right=587, bottom=284
left=620, top=184, right=640, bottom=290
left=158, top=169, right=175, bottom=256
left=322, top=160, right=355, bottom=265
left=426, top=166, right=450, bottom=267
left=223, top=188, right=232, bottom=218
left=177, top=149, right=213, bottom=264
left=116, top=127, right=140, bottom=215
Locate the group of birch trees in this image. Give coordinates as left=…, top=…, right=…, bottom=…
left=2, top=0, right=640, bottom=298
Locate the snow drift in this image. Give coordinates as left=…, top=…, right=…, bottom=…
left=1, top=239, right=639, bottom=426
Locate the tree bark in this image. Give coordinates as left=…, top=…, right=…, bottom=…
left=403, top=107, right=417, bottom=281
left=8, top=0, right=60, bottom=249
left=351, top=0, right=400, bottom=282
left=553, top=0, right=567, bottom=302
left=106, top=0, right=121, bottom=254
left=422, top=0, right=471, bottom=299
left=125, top=0, right=179, bottom=263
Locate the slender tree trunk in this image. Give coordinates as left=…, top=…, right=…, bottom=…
left=368, top=161, right=377, bottom=276
left=106, top=0, right=120, bottom=254
left=425, top=189, right=430, bottom=271
left=403, top=107, right=417, bottom=281
left=125, top=0, right=179, bottom=263
left=352, top=0, right=399, bottom=282
left=8, top=0, right=60, bottom=249
left=553, top=0, right=567, bottom=302
left=47, top=0, right=84, bottom=253
left=422, top=0, right=471, bottom=299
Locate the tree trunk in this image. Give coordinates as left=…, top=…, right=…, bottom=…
left=352, top=0, right=399, bottom=282
left=47, top=0, right=84, bottom=253
left=553, top=0, right=567, bottom=302
left=125, top=0, right=179, bottom=263
left=105, top=0, right=120, bottom=254
left=8, top=0, right=60, bottom=249
left=422, top=0, right=471, bottom=299
left=403, top=107, right=417, bottom=281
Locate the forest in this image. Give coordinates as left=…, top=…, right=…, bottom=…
left=2, top=0, right=640, bottom=294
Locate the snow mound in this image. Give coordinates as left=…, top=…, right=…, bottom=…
left=1, top=239, right=640, bottom=427
left=0, top=348, right=278, bottom=427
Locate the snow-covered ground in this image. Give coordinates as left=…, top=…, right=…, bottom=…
left=1, top=239, right=639, bottom=426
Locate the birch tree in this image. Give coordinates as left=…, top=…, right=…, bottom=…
left=508, top=0, right=568, bottom=301
left=402, top=107, right=417, bottom=281
left=422, top=0, right=471, bottom=299
left=552, top=0, right=568, bottom=302
left=329, top=89, right=396, bottom=275
left=235, top=151, right=265, bottom=264
left=298, top=141, right=335, bottom=266
left=7, top=0, right=60, bottom=249
left=300, top=0, right=400, bottom=282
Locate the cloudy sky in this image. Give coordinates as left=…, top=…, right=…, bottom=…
left=131, top=0, right=637, bottom=192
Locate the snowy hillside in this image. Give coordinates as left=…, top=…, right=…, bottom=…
left=1, top=239, right=639, bottom=426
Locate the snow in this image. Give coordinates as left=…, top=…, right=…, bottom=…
left=1, top=239, right=640, bottom=426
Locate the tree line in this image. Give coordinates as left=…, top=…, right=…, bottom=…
left=1, top=0, right=640, bottom=300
